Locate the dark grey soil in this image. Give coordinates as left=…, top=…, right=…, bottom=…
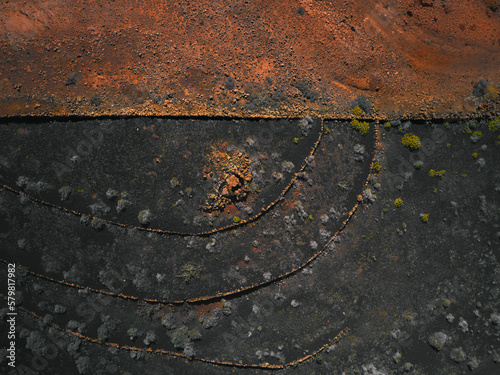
left=0, top=118, right=499, bottom=375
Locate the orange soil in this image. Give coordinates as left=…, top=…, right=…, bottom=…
left=0, top=0, right=499, bottom=118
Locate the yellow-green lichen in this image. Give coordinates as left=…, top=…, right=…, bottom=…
left=429, top=169, right=446, bottom=178
left=176, top=263, right=202, bottom=284
left=351, top=105, right=364, bottom=116
left=489, top=117, right=500, bottom=133
left=485, top=86, right=498, bottom=101
left=394, top=198, right=403, bottom=208
left=401, top=134, right=421, bottom=150
left=350, top=119, right=370, bottom=136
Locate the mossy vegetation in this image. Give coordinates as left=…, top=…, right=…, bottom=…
left=401, top=134, right=421, bottom=150
left=489, top=117, right=500, bottom=133
left=351, top=105, right=364, bottom=116
left=350, top=119, right=370, bottom=136
left=176, top=263, right=202, bottom=284
left=472, top=131, right=482, bottom=139
left=394, top=198, right=403, bottom=208
left=189, top=329, right=202, bottom=341
left=429, top=169, right=446, bottom=178
left=137, top=209, right=152, bottom=225
left=485, top=86, right=498, bottom=101
left=170, top=177, right=180, bottom=188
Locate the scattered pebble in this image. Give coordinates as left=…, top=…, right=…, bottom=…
left=75, top=356, right=90, bottom=373
left=320, top=214, right=329, bottom=224
left=450, top=347, right=466, bottom=363
left=91, top=217, right=104, bottom=230
left=281, top=161, right=295, bottom=173
left=476, top=158, right=486, bottom=169
left=393, top=351, right=402, bottom=363
left=467, top=357, right=479, bottom=371
left=17, top=176, right=51, bottom=193
left=221, top=300, right=233, bottom=316
left=106, top=189, right=119, bottom=199
left=161, top=314, right=176, bottom=330
left=143, top=331, right=157, bottom=346
left=458, top=317, right=469, bottom=333
left=58, top=186, right=72, bottom=201
left=89, top=201, right=110, bottom=217
left=54, top=304, right=66, bottom=314
left=200, top=308, right=222, bottom=329
left=116, top=199, right=130, bottom=213
left=446, top=313, right=455, bottom=323
left=428, top=332, right=448, bottom=351
left=272, top=172, right=283, bottom=182
left=17, top=238, right=27, bottom=249
left=127, top=328, right=139, bottom=340
left=137, top=209, right=153, bottom=225
left=353, top=144, right=365, bottom=162
left=490, top=313, right=500, bottom=325
left=362, top=188, right=376, bottom=203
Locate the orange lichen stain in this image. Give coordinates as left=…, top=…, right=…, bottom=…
left=251, top=246, right=261, bottom=255
left=194, top=301, right=222, bottom=319
left=236, top=260, right=251, bottom=269
left=202, top=143, right=252, bottom=212
left=223, top=203, right=239, bottom=215
left=284, top=190, right=301, bottom=209
left=227, top=175, right=239, bottom=190
left=277, top=280, right=289, bottom=289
